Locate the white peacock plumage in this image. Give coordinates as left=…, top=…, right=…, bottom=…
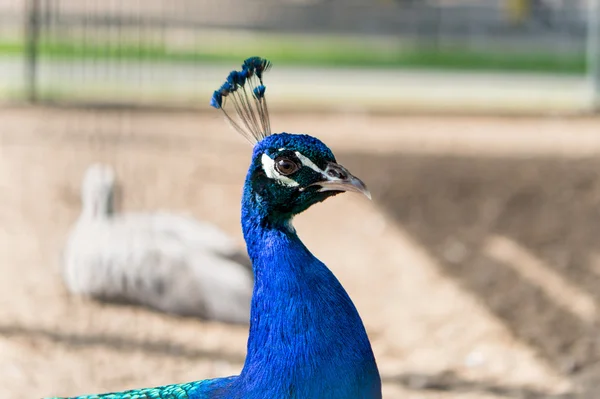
left=62, top=163, right=254, bottom=324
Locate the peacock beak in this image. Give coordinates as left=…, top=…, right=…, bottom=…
left=312, top=163, right=372, bottom=200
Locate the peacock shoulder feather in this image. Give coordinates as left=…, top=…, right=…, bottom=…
left=46, top=377, right=235, bottom=399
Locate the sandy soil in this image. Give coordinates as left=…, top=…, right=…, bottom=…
left=1, top=107, right=599, bottom=398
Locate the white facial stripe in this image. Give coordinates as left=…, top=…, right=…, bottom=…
left=294, top=151, right=326, bottom=175
left=261, top=153, right=299, bottom=187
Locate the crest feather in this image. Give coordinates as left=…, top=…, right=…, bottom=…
left=210, top=57, right=272, bottom=145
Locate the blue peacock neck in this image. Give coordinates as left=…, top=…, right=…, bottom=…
left=232, top=176, right=382, bottom=399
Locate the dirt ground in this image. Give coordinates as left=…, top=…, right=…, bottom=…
left=2, top=107, right=600, bottom=398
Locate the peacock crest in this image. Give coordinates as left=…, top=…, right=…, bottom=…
left=210, top=57, right=273, bottom=145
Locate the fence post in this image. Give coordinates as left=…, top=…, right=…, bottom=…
left=588, top=0, right=600, bottom=112
left=24, top=0, right=40, bottom=103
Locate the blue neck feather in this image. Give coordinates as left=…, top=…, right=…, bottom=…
left=223, top=161, right=382, bottom=399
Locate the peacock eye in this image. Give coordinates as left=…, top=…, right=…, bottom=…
left=274, top=156, right=300, bottom=176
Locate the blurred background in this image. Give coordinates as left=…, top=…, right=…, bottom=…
left=2, top=0, right=600, bottom=398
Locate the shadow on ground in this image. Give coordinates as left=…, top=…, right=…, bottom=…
left=0, top=323, right=246, bottom=363
left=342, top=152, right=600, bottom=398
left=383, top=371, right=573, bottom=399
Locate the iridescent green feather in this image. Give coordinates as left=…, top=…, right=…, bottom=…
left=46, top=378, right=234, bottom=399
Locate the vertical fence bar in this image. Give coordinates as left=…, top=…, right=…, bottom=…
left=24, top=0, right=41, bottom=103
left=588, top=0, right=600, bottom=111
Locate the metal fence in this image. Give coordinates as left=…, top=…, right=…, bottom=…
left=0, top=0, right=598, bottom=108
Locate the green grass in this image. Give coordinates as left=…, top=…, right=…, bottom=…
left=0, top=41, right=23, bottom=55
left=0, top=37, right=587, bottom=75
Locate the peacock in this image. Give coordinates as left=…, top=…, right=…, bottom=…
left=48, top=57, right=382, bottom=399
left=62, top=163, right=253, bottom=324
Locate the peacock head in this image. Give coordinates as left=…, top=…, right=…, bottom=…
left=211, top=57, right=370, bottom=221
left=246, top=132, right=369, bottom=219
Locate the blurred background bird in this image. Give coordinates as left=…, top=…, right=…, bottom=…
left=62, top=162, right=253, bottom=325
